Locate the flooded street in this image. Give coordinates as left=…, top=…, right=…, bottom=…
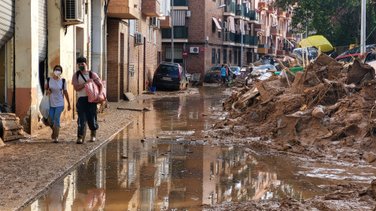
left=24, top=88, right=376, bottom=211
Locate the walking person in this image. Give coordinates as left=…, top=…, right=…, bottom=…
left=45, top=65, right=71, bottom=143
left=72, top=56, right=103, bottom=144
left=220, top=64, right=227, bottom=85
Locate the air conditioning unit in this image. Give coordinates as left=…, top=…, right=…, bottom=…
left=64, top=0, right=84, bottom=25
left=189, top=47, right=199, bottom=54
left=150, top=17, right=160, bottom=29
left=135, top=32, right=144, bottom=45
left=186, top=10, right=191, bottom=18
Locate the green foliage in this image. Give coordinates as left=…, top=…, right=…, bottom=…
left=274, top=0, right=376, bottom=47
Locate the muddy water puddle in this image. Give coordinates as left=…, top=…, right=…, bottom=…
left=24, top=88, right=376, bottom=210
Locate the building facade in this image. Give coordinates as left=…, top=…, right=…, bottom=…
left=161, top=0, right=294, bottom=80
left=107, top=0, right=166, bottom=101
left=0, top=0, right=168, bottom=135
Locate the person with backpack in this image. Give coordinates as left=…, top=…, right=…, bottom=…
left=45, top=65, right=71, bottom=143
left=72, top=56, right=103, bottom=144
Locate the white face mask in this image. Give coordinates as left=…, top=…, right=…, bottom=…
left=54, top=71, right=62, bottom=77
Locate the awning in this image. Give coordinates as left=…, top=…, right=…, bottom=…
left=299, top=35, right=334, bottom=53
left=212, top=17, right=222, bottom=31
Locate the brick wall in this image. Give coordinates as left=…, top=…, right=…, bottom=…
left=107, top=18, right=120, bottom=102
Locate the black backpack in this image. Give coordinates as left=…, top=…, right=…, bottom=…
left=47, top=77, right=66, bottom=90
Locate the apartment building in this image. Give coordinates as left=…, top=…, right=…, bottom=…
left=161, top=0, right=294, bottom=79
left=255, top=0, right=295, bottom=56
left=0, top=0, right=169, bottom=134
left=107, top=0, right=167, bottom=101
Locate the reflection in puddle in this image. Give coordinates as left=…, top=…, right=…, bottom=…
left=23, top=88, right=376, bottom=210
left=25, top=129, right=312, bottom=211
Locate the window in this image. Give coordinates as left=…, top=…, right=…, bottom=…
left=217, top=49, right=221, bottom=64
left=129, top=20, right=136, bottom=36
left=166, top=47, right=183, bottom=60
left=212, top=48, right=216, bottom=64
left=223, top=49, right=227, bottom=64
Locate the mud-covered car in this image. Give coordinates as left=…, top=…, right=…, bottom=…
left=203, top=65, right=238, bottom=83
left=152, top=62, right=188, bottom=91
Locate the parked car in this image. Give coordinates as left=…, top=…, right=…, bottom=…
left=152, top=62, right=188, bottom=91
left=335, top=44, right=376, bottom=63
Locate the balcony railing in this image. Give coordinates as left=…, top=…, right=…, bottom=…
left=224, top=32, right=236, bottom=43
left=235, top=4, right=244, bottom=16
left=234, top=34, right=258, bottom=45
left=247, top=10, right=257, bottom=21
left=162, top=26, right=188, bottom=39
left=173, top=0, right=188, bottom=6
left=244, top=35, right=258, bottom=45
left=225, top=2, right=236, bottom=14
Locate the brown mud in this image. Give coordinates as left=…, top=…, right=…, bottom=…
left=205, top=54, right=376, bottom=210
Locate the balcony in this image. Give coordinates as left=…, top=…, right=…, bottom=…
left=244, top=35, right=258, bottom=46
left=108, top=0, right=139, bottom=19
left=270, top=27, right=279, bottom=36
left=224, top=32, right=236, bottom=45
left=173, top=0, right=188, bottom=6
left=142, top=0, right=161, bottom=17
left=268, top=48, right=276, bottom=55
left=162, top=26, right=188, bottom=42
left=277, top=49, right=285, bottom=55
left=224, top=2, right=236, bottom=16
left=235, top=4, right=244, bottom=18
left=258, top=2, right=268, bottom=10
left=257, top=44, right=269, bottom=54
left=246, top=10, right=257, bottom=22
left=254, top=23, right=262, bottom=31
left=160, top=16, right=172, bottom=28
left=173, top=0, right=188, bottom=10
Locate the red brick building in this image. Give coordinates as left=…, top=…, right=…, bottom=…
left=161, top=0, right=258, bottom=79
left=161, top=0, right=294, bottom=81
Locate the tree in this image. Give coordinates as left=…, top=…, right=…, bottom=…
left=275, top=0, right=376, bottom=48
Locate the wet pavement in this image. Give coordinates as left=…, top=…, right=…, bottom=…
left=22, top=87, right=376, bottom=210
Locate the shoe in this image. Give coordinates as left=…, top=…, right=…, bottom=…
left=76, top=138, right=84, bottom=144
left=53, top=138, right=59, bottom=143
left=90, top=130, right=96, bottom=142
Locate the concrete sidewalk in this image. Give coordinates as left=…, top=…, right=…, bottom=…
left=0, top=101, right=140, bottom=211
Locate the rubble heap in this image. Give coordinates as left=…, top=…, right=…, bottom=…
left=0, top=113, right=27, bottom=144
left=217, top=54, right=376, bottom=160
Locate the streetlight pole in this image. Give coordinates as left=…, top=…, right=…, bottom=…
left=361, top=0, right=366, bottom=54
left=241, top=20, right=244, bottom=66
left=171, top=0, right=174, bottom=63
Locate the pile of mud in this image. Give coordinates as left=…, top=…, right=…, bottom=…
left=216, top=54, right=376, bottom=162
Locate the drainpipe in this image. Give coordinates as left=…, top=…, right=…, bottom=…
left=12, top=37, right=15, bottom=113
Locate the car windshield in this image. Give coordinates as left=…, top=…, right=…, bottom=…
left=157, top=65, right=178, bottom=76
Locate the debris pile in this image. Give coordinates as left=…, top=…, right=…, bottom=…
left=0, top=113, right=27, bottom=143
left=217, top=54, right=376, bottom=160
